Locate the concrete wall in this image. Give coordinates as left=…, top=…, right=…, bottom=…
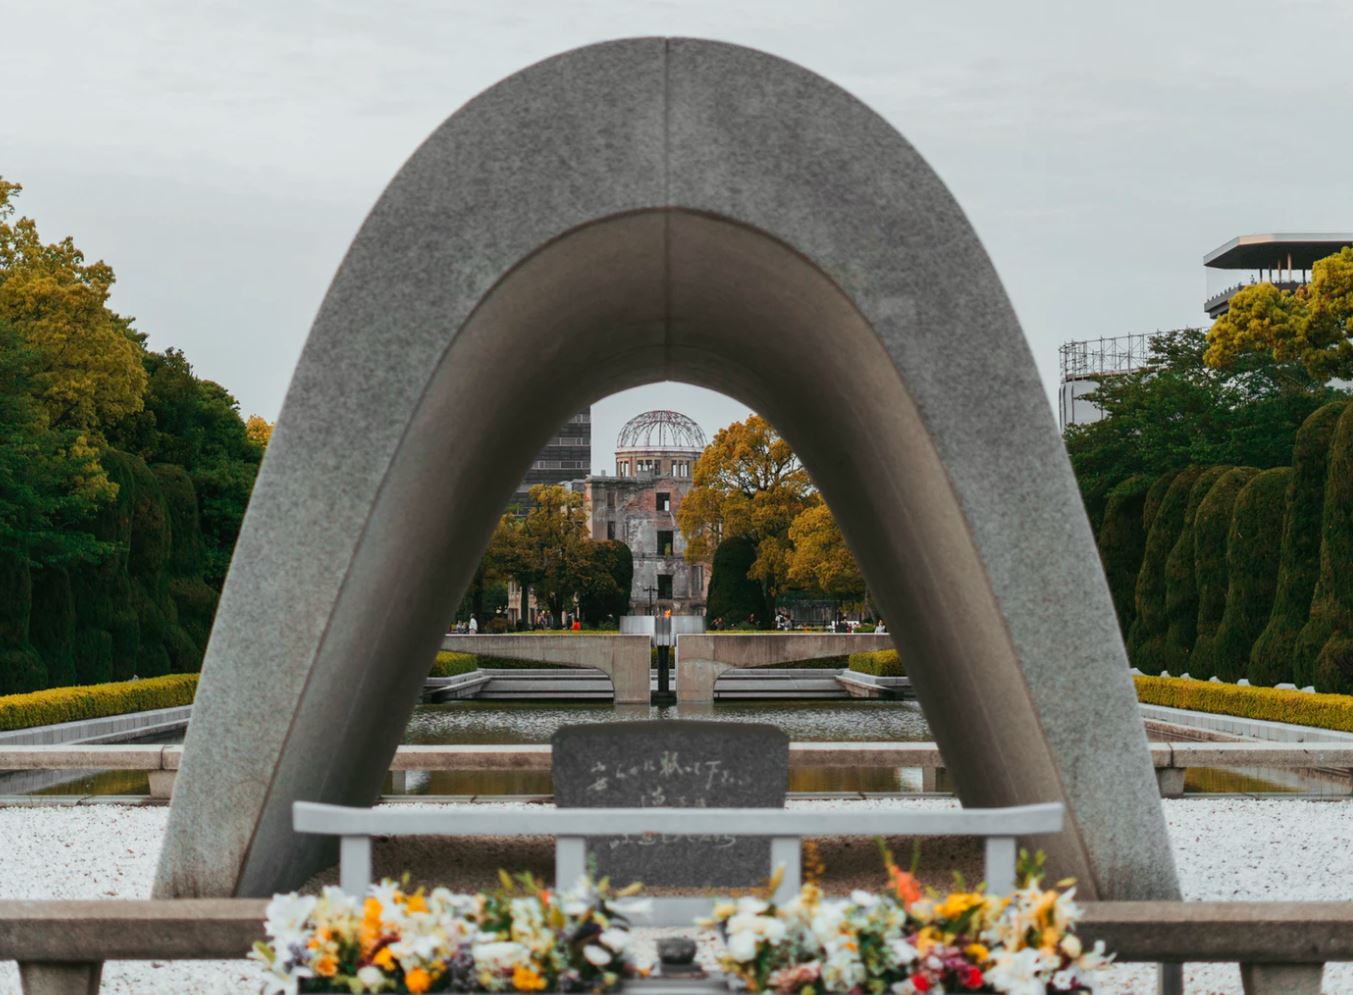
left=676, top=633, right=891, bottom=701
left=440, top=634, right=650, bottom=704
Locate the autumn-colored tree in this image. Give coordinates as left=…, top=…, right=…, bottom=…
left=1205, top=247, right=1353, bottom=380
left=787, top=498, right=865, bottom=602
left=678, top=415, right=812, bottom=619
left=0, top=180, right=147, bottom=438
left=245, top=415, right=273, bottom=450
left=486, top=484, right=595, bottom=626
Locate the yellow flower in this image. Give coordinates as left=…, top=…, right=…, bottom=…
left=513, top=964, right=548, bottom=991
left=364, top=897, right=383, bottom=922
left=937, top=892, right=983, bottom=919
left=405, top=892, right=429, bottom=914
left=373, top=947, right=395, bottom=970
left=965, top=942, right=990, bottom=963
left=314, top=954, right=338, bottom=977
left=406, top=967, right=432, bottom=993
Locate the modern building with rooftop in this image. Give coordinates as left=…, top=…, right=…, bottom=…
left=1204, top=233, right=1353, bottom=319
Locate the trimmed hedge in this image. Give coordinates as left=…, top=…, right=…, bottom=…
left=707, top=536, right=769, bottom=629
left=1134, top=674, right=1353, bottom=734
left=1187, top=467, right=1258, bottom=678
left=1305, top=403, right=1353, bottom=692
left=848, top=650, right=904, bottom=677
left=0, top=674, right=199, bottom=732
left=1096, top=474, right=1153, bottom=633
left=1207, top=468, right=1289, bottom=684
left=1161, top=466, right=1231, bottom=673
left=1127, top=467, right=1199, bottom=673
left=1250, top=402, right=1347, bottom=686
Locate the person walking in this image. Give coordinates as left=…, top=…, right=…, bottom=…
left=468, top=614, right=478, bottom=634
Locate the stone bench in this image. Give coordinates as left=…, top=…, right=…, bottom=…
left=5, top=898, right=1353, bottom=994
left=293, top=799, right=1065, bottom=925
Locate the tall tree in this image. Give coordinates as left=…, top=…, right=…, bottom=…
left=1205, top=247, right=1353, bottom=380
left=678, top=415, right=812, bottom=618
left=787, top=498, right=865, bottom=603
left=1064, top=328, right=1336, bottom=527
left=0, top=318, right=110, bottom=567
left=0, top=180, right=146, bottom=441
left=486, top=484, right=594, bottom=626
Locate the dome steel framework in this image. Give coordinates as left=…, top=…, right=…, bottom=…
left=615, top=409, right=708, bottom=451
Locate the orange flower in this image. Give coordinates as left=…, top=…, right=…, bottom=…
left=364, top=897, right=383, bottom=922
left=372, top=947, right=395, bottom=970
left=314, top=954, right=338, bottom=977
left=513, top=964, right=548, bottom=991
left=405, top=892, right=429, bottom=914
left=889, top=865, right=923, bottom=909
left=405, top=967, right=432, bottom=993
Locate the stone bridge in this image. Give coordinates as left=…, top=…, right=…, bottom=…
left=441, top=634, right=651, bottom=704
left=675, top=633, right=893, bottom=701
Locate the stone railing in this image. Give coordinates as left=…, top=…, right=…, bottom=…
left=5, top=740, right=1353, bottom=798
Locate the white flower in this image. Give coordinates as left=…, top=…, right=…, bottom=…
left=1060, top=933, right=1082, bottom=959
left=356, top=965, right=387, bottom=991
left=850, top=890, right=878, bottom=907
left=319, top=885, right=358, bottom=917
left=985, top=947, right=1055, bottom=995
left=474, top=940, right=531, bottom=973
left=887, top=938, right=918, bottom=966
left=584, top=943, right=614, bottom=966
left=727, top=929, right=760, bottom=962
left=263, top=893, right=316, bottom=939
left=599, top=927, right=629, bottom=952
left=736, top=896, right=770, bottom=916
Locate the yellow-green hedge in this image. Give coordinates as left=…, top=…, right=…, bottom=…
left=1134, top=674, right=1353, bottom=733
left=0, top=674, right=199, bottom=732
left=848, top=650, right=905, bottom=677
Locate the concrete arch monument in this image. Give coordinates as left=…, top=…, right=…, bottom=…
left=156, top=38, right=1179, bottom=903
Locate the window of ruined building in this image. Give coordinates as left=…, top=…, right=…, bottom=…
left=607, top=521, right=616, bottom=540
left=657, top=492, right=671, bottom=512
left=657, top=574, right=673, bottom=600
left=658, top=530, right=674, bottom=555
left=606, top=490, right=616, bottom=509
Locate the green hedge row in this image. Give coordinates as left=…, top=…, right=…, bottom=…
left=848, top=650, right=904, bottom=677
left=1134, top=674, right=1353, bottom=734
left=0, top=674, right=199, bottom=732
left=1251, top=402, right=1346, bottom=686
left=1103, top=401, right=1353, bottom=692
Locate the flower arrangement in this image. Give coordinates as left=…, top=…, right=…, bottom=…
left=703, top=851, right=1111, bottom=995
left=251, top=872, right=645, bottom=994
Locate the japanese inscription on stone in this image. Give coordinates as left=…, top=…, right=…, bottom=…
left=552, top=720, right=789, bottom=887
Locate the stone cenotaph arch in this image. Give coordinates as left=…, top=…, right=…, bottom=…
left=155, top=38, right=1180, bottom=904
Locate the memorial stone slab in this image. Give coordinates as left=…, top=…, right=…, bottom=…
left=551, top=720, right=788, bottom=888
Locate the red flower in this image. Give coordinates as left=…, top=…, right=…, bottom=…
left=961, top=964, right=985, bottom=989
left=912, top=975, right=931, bottom=992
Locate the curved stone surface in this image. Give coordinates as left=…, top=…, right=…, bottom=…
left=156, top=38, right=1178, bottom=902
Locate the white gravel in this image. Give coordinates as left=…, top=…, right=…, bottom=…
left=2, top=797, right=1351, bottom=994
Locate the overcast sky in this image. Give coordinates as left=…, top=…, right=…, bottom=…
left=5, top=0, right=1350, bottom=471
